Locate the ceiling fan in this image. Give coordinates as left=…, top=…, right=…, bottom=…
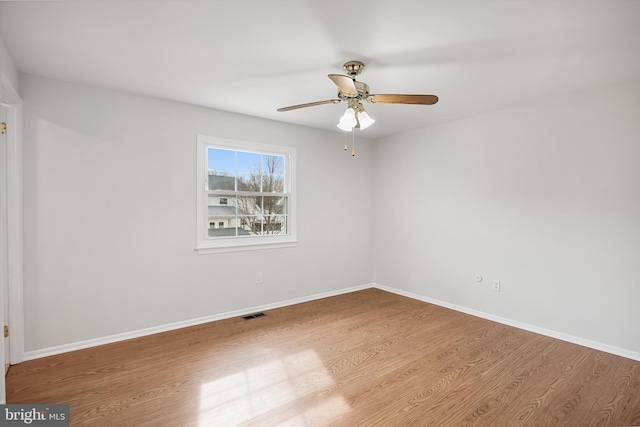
left=277, top=60, right=439, bottom=131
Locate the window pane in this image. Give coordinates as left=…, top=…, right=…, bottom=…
left=237, top=151, right=260, bottom=173
left=209, top=228, right=238, bottom=238
left=257, top=216, right=287, bottom=235
left=237, top=216, right=258, bottom=235
left=237, top=173, right=259, bottom=192
left=208, top=173, right=235, bottom=191
left=207, top=202, right=239, bottom=238
left=208, top=148, right=235, bottom=171
left=262, top=155, right=284, bottom=175
left=262, top=174, right=284, bottom=193
left=262, top=196, right=286, bottom=215
left=207, top=204, right=237, bottom=219
left=237, top=195, right=260, bottom=216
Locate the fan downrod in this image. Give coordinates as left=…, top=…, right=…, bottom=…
left=343, top=61, right=365, bottom=78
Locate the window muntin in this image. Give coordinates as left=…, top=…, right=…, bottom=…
left=196, top=136, right=297, bottom=254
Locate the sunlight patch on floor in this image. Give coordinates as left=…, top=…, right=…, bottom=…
left=279, top=395, right=352, bottom=426
left=198, top=349, right=350, bottom=425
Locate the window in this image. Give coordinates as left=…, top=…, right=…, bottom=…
left=196, top=135, right=297, bottom=254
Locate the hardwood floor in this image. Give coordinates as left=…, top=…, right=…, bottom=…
left=6, top=289, right=640, bottom=426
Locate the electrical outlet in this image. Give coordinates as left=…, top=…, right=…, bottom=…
left=493, top=280, right=500, bottom=292
left=255, top=272, right=263, bottom=284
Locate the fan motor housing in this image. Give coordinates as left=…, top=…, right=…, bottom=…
left=339, top=81, right=370, bottom=101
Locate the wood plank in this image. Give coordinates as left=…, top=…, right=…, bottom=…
left=6, top=289, right=640, bottom=426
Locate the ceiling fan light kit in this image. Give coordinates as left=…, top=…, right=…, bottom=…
left=277, top=60, right=439, bottom=134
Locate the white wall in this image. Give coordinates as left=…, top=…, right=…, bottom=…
left=20, top=74, right=373, bottom=353
left=0, top=37, right=18, bottom=90
left=373, top=79, right=640, bottom=356
left=20, top=71, right=640, bottom=359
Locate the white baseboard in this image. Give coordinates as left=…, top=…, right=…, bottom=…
left=23, top=283, right=374, bottom=361
left=373, top=283, right=640, bottom=362
left=24, top=283, right=640, bottom=363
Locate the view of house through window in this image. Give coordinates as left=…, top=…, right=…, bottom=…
left=207, top=147, right=288, bottom=238
left=197, top=135, right=296, bottom=253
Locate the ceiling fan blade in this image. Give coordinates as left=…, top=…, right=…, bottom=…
left=277, top=99, right=341, bottom=112
left=368, top=94, right=439, bottom=105
left=328, top=74, right=358, bottom=97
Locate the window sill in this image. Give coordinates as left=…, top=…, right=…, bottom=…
left=196, top=238, right=298, bottom=254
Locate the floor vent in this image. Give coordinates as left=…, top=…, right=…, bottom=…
left=243, top=312, right=266, bottom=320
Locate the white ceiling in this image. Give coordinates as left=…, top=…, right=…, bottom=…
left=1, top=0, right=639, bottom=139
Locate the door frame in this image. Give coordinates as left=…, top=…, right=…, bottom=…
left=0, top=72, right=24, bottom=400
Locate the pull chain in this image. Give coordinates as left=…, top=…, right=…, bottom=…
left=351, top=129, right=356, bottom=157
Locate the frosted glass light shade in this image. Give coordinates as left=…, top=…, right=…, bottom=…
left=337, top=108, right=357, bottom=131
left=358, top=111, right=375, bottom=130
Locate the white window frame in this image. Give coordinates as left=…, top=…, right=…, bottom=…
left=196, top=135, right=297, bottom=254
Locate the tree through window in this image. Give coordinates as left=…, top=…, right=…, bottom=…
left=196, top=136, right=297, bottom=253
